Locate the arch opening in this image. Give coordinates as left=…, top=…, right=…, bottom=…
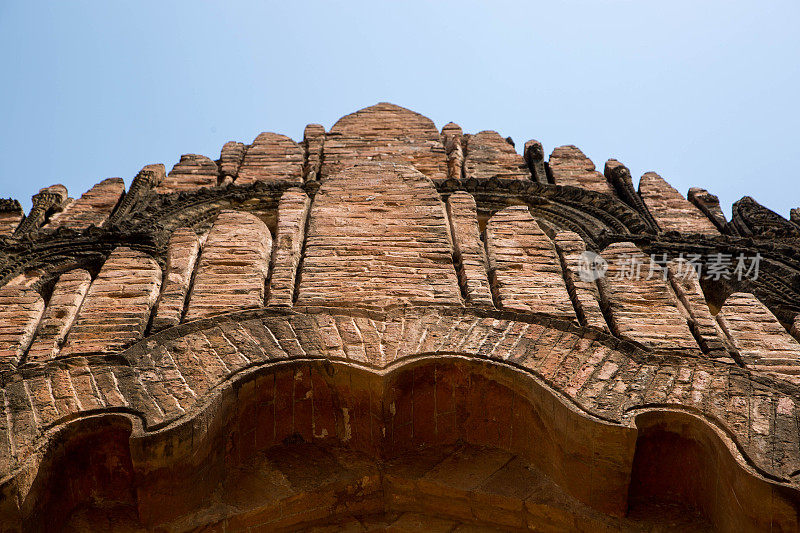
left=11, top=356, right=800, bottom=531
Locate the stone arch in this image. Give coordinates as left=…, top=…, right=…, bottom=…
left=34, top=356, right=635, bottom=530
left=3, top=308, right=800, bottom=530
left=17, top=415, right=139, bottom=533
left=14, top=354, right=800, bottom=531
left=628, top=409, right=800, bottom=531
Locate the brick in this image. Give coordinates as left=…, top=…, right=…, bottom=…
left=185, top=210, right=271, bottom=320
left=152, top=228, right=200, bottom=331
left=236, top=132, right=304, bottom=185
left=717, top=292, right=800, bottom=370
left=321, top=103, right=448, bottom=182
left=464, top=131, right=529, bottom=181
left=0, top=203, right=24, bottom=236
left=597, top=242, right=700, bottom=354
left=296, top=162, right=461, bottom=308
left=60, top=247, right=161, bottom=356
left=0, top=286, right=45, bottom=368
left=687, top=187, right=727, bottom=230
left=45, top=178, right=124, bottom=230
left=639, top=172, right=719, bottom=235
left=485, top=206, right=575, bottom=318
left=302, top=124, right=325, bottom=181
left=553, top=231, right=609, bottom=331
left=267, top=188, right=310, bottom=307
left=220, top=141, right=246, bottom=180
left=445, top=192, right=493, bottom=306
left=156, top=154, right=218, bottom=193
left=442, top=122, right=464, bottom=181
left=666, top=259, right=728, bottom=357
left=27, top=269, right=91, bottom=363
left=548, top=145, right=613, bottom=195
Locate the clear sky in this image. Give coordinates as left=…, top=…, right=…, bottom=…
left=1, top=1, right=798, bottom=217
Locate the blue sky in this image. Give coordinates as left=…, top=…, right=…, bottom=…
left=1, top=1, right=798, bottom=217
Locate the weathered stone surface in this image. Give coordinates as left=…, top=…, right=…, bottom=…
left=441, top=122, right=464, bottom=181
left=639, top=172, right=720, bottom=235
left=267, top=188, right=310, bottom=307
left=548, top=145, right=613, bottom=195
left=597, top=242, right=700, bottom=354
left=464, top=131, right=529, bottom=181
left=4, top=270, right=43, bottom=289
left=156, top=154, right=218, bottom=193
left=485, top=206, right=575, bottom=318
left=553, top=231, right=609, bottom=331
left=792, top=315, right=800, bottom=343
left=297, top=162, right=461, bottom=308
left=219, top=141, right=246, bottom=180
left=60, top=247, right=161, bottom=356
left=0, top=287, right=44, bottom=368
left=3, top=103, right=799, bottom=531
left=523, top=139, right=548, bottom=184
left=302, top=124, right=325, bottom=181
left=666, top=259, right=728, bottom=358
left=151, top=228, right=201, bottom=332
left=185, top=210, right=271, bottom=320
left=44, top=178, right=124, bottom=230
left=604, top=159, right=661, bottom=231
left=15, top=184, right=69, bottom=235
left=446, top=192, right=493, bottom=306
left=1, top=305, right=799, bottom=530
left=321, top=103, right=448, bottom=181
left=236, top=132, right=303, bottom=185
left=732, top=196, right=800, bottom=239
left=0, top=200, right=23, bottom=236
left=137, top=164, right=166, bottom=186
left=717, top=292, right=800, bottom=371
left=26, top=269, right=91, bottom=363
left=688, top=187, right=728, bottom=231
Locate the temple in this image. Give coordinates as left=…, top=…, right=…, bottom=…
left=0, top=103, right=799, bottom=531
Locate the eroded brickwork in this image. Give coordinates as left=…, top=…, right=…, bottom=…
left=61, top=247, right=161, bottom=356
left=297, top=162, right=461, bottom=307
left=445, top=191, right=493, bottom=306
left=0, top=202, right=23, bottom=236
left=185, top=210, right=271, bottom=319
left=151, top=228, right=200, bottom=331
left=219, top=140, right=246, bottom=181
left=554, top=230, right=608, bottom=331
left=46, top=177, right=125, bottom=230
left=597, top=242, right=700, bottom=354
left=485, top=206, right=575, bottom=318
left=639, top=172, right=720, bottom=235
left=717, top=292, right=800, bottom=372
left=157, top=154, right=219, bottom=193
left=321, top=103, right=448, bottom=181
left=236, top=132, right=304, bottom=185
left=0, top=286, right=44, bottom=367
left=267, top=187, right=310, bottom=307
left=549, top=145, right=614, bottom=195
left=26, top=269, right=91, bottom=363
left=666, top=259, right=728, bottom=359
left=464, top=131, right=529, bottom=181
left=1, top=103, right=798, bottom=531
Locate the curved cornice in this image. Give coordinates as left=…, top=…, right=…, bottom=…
left=2, top=306, right=799, bottom=496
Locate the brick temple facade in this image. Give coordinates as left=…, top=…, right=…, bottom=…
left=0, top=103, right=799, bottom=531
